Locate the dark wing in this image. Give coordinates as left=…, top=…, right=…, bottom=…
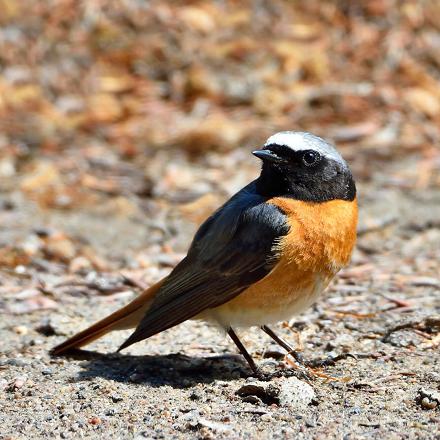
left=118, top=184, right=289, bottom=351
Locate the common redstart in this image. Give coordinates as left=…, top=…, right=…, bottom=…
left=52, top=131, right=358, bottom=375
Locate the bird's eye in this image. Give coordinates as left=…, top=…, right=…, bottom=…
left=302, top=150, right=320, bottom=166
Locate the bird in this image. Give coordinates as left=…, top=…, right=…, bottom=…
left=52, top=131, right=358, bottom=376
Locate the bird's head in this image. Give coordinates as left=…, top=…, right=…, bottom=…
left=253, top=131, right=356, bottom=202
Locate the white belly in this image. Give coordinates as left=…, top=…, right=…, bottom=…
left=201, top=274, right=328, bottom=328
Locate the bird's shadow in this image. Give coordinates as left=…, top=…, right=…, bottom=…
left=58, top=349, right=252, bottom=388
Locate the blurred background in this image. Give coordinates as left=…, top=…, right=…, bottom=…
left=1, top=2, right=439, bottom=437
left=0, top=0, right=439, bottom=308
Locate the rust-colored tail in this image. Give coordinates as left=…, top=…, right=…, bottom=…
left=51, top=279, right=164, bottom=355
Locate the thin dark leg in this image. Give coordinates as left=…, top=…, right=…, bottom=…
left=261, top=325, right=305, bottom=364
left=227, top=328, right=259, bottom=375
left=262, top=325, right=355, bottom=369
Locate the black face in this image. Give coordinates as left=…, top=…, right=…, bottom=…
left=254, top=144, right=356, bottom=202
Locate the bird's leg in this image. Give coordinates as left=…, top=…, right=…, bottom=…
left=261, top=325, right=315, bottom=382
left=262, top=325, right=355, bottom=383
left=261, top=325, right=305, bottom=365
left=227, top=328, right=260, bottom=377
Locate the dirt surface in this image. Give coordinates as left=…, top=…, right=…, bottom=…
left=1, top=2, right=440, bottom=439
left=1, top=154, right=440, bottom=440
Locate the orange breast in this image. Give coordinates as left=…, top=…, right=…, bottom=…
left=270, top=197, right=359, bottom=272
left=214, top=198, right=358, bottom=322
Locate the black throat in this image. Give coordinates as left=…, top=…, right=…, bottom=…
left=255, top=162, right=356, bottom=202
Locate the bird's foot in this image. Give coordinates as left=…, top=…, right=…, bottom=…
left=261, top=325, right=351, bottom=382
left=283, top=354, right=353, bottom=383
left=304, top=352, right=358, bottom=368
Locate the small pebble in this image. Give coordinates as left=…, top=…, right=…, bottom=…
left=242, top=395, right=262, bottom=404
left=7, top=377, right=26, bottom=391
left=35, top=321, right=57, bottom=337
left=129, top=373, right=143, bottom=382
left=260, top=413, right=273, bottom=422
left=417, top=389, right=440, bottom=410
left=88, top=416, right=101, bottom=425
left=5, top=358, right=28, bottom=367
left=421, top=397, right=438, bottom=410
left=189, top=391, right=201, bottom=401
left=13, top=326, right=28, bottom=335
left=263, top=344, right=285, bottom=360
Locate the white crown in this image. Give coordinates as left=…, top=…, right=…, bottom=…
left=265, top=131, right=345, bottom=165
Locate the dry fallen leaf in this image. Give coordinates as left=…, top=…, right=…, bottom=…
left=87, top=93, right=124, bottom=123
left=404, top=88, right=440, bottom=117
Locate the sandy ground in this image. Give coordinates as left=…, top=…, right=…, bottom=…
left=1, top=153, right=439, bottom=440
left=1, top=2, right=440, bottom=438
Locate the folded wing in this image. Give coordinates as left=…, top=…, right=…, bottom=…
left=118, top=186, right=289, bottom=351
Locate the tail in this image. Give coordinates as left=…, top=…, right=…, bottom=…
left=51, top=279, right=165, bottom=355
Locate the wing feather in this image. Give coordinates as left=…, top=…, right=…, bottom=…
left=118, top=185, right=289, bottom=351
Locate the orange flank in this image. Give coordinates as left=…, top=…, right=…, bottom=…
left=208, top=197, right=358, bottom=326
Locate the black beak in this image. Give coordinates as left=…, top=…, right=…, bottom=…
left=252, top=149, right=283, bottom=163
